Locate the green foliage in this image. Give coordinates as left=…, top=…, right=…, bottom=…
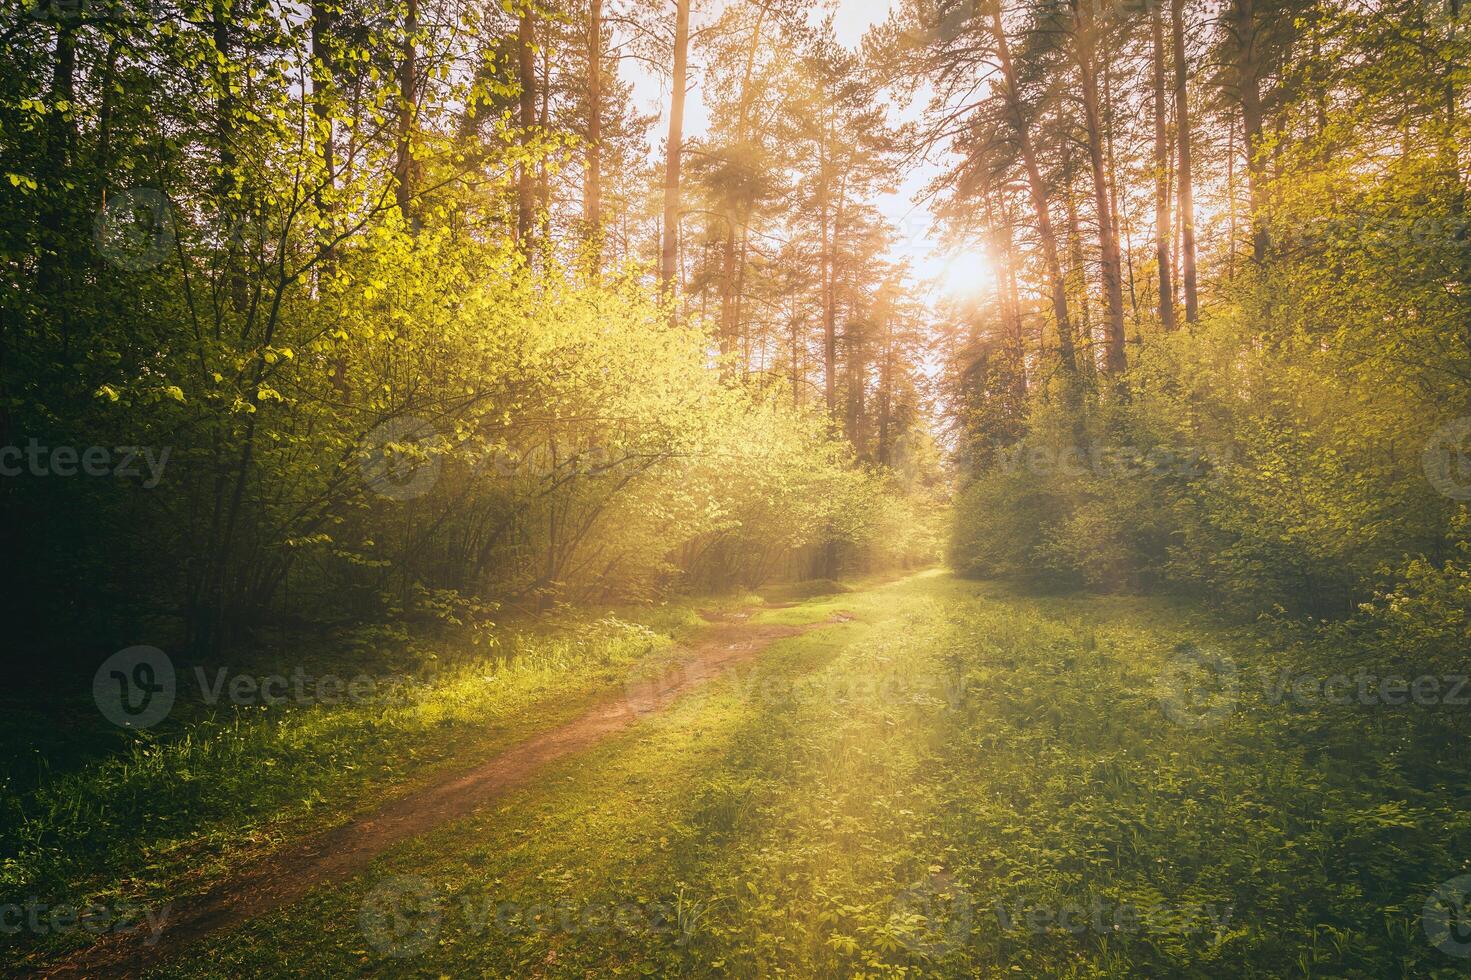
left=0, top=0, right=933, bottom=657
left=0, top=607, right=675, bottom=933
left=944, top=0, right=1471, bottom=623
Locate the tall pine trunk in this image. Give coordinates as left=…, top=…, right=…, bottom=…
left=396, top=0, right=419, bottom=230
left=517, top=4, right=536, bottom=246
left=991, top=5, right=1078, bottom=378
left=1071, top=0, right=1127, bottom=373
left=585, top=0, right=602, bottom=258
left=660, top=0, right=691, bottom=294
left=1171, top=0, right=1198, bottom=322
left=1232, top=0, right=1268, bottom=263
left=1151, top=5, right=1176, bottom=331
left=817, top=100, right=837, bottom=417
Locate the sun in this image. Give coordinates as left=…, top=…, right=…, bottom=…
left=937, top=249, right=992, bottom=299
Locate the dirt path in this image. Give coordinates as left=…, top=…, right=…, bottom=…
left=37, top=610, right=844, bottom=979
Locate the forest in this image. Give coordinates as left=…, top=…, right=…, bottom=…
left=2, top=0, right=1470, bottom=974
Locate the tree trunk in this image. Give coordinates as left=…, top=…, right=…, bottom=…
left=213, top=3, right=250, bottom=312
left=1071, top=0, right=1127, bottom=373
left=1151, top=5, right=1176, bottom=331
left=719, top=224, right=737, bottom=355
left=877, top=312, right=893, bottom=465
left=1232, top=0, right=1268, bottom=263
left=311, top=0, right=339, bottom=272
left=396, top=0, right=419, bottom=231
left=725, top=7, right=767, bottom=359
left=822, top=226, right=836, bottom=416
left=660, top=0, right=691, bottom=294
left=790, top=288, right=803, bottom=409
left=517, top=3, right=536, bottom=245
left=985, top=191, right=1025, bottom=401
left=39, top=23, right=76, bottom=323
left=536, top=42, right=551, bottom=234
left=999, top=195, right=1028, bottom=399
left=819, top=112, right=837, bottom=416
left=735, top=221, right=750, bottom=369
left=1062, top=140, right=1094, bottom=377
left=991, top=5, right=1078, bottom=377
left=585, top=0, right=602, bottom=256
left=844, top=315, right=865, bottom=451
left=312, top=1, right=337, bottom=190
left=1171, top=0, right=1198, bottom=322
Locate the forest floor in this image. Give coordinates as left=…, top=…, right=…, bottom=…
left=34, top=609, right=846, bottom=978
left=10, top=571, right=1467, bottom=977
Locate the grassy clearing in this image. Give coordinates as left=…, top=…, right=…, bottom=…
left=151, top=585, right=875, bottom=979
left=19, top=571, right=1471, bottom=976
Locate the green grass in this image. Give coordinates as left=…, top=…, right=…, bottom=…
left=0, top=595, right=765, bottom=967
left=13, top=571, right=1471, bottom=977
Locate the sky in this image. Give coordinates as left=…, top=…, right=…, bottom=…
left=622, top=0, right=894, bottom=137
left=619, top=0, right=974, bottom=296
